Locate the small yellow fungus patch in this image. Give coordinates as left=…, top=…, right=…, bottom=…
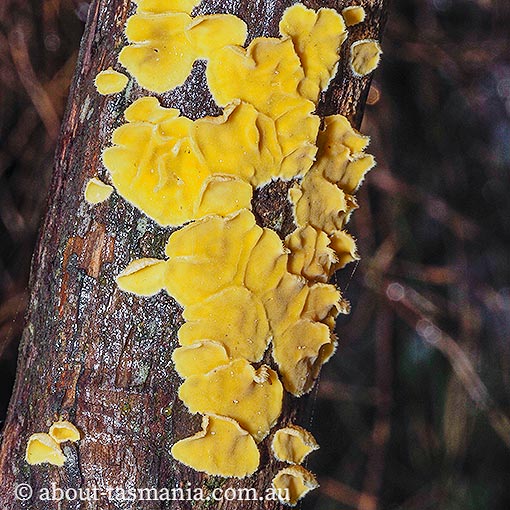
left=279, top=4, right=347, bottom=102
left=285, top=226, right=337, bottom=283
left=134, top=0, right=200, bottom=15
left=285, top=227, right=359, bottom=282
left=178, top=286, right=270, bottom=362
left=116, top=258, right=167, bottom=296
left=272, top=466, right=319, bottom=506
left=350, top=39, right=383, bottom=77
left=290, top=114, right=374, bottom=235
left=342, top=5, right=366, bottom=27
left=171, top=414, right=259, bottom=478
left=271, top=425, right=319, bottom=464
left=119, top=8, right=246, bottom=92
left=290, top=172, right=357, bottom=234
left=329, top=230, right=359, bottom=269
left=25, top=433, right=66, bottom=466
left=48, top=420, right=81, bottom=443
left=272, top=318, right=336, bottom=396
left=172, top=341, right=229, bottom=378
left=179, top=359, right=283, bottom=442
left=94, top=68, right=128, bottom=95
left=103, top=98, right=253, bottom=226
left=84, top=177, right=114, bottom=204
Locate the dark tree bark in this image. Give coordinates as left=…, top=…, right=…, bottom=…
left=0, top=0, right=387, bottom=508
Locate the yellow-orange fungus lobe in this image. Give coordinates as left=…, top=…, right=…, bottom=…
left=178, top=358, right=283, bottom=442
left=48, top=420, right=81, bottom=443
left=279, top=4, right=347, bottom=102
left=272, top=466, right=319, bottom=506
left=342, top=5, right=366, bottom=27
left=171, top=414, right=259, bottom=477
left=172, top=341, right=230, bottom=378
left=94, top=68, right=128, bottom=95
left=102, top=97, right=252, bottom=226
left=271, top=425, right=319, bottom=464
left=84, top=177, right=113, bottom=204
left=25, top=433, right=66, bottom=466
left=350, top=39, right=382, bottom=77
left=119, top=6, right=246, bottom=92
left=116, top=258, right=167, bottom=296
left=178, top=286, right=270, bottom=362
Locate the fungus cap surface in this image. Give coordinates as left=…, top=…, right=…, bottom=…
left=178, top=286, right=270, bottom=362
left=94, top=68, right=128, bottom=95
left=350, top=39, right=383, bottom=77
left=171, top=414, right=259, bottom=478
left=25, top=433, right=66, bottom=466
left=172, top=341, right=230, bottom=378
left=116, top=258, right=167, bottom=296
left=178, top=358, right=283, bottom=442
left=272, top=466, right=319, bottom=506
left=48, top=420, right=81, bottom=443
left=84, top=178, right=114, bottom=204
left=279, top=4, right=347, bottom=102
left=271, top=425, right=319, bottom=464
left=342, top=5, right=366, bottom=26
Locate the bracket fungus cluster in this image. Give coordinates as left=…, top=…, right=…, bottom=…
left=81, top=0, right=381, bottom=505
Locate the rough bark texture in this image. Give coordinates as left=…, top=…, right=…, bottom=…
left=0, top=0, right=387, bottom=508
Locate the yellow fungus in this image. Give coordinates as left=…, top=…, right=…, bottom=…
left=84, top=177, right=113, bottom=204
left=290, top=172, right=358, bottom=234
left=94, top=68, right=128, bottom=95
left=271, top=425, right=319, bottom=464
left=272, top=466, right=319, bottom=506
left=171, top=414, right=259, bottom=478
left=342, top=5, right=366, bottom=27
left=350, top=39, right=383, bottom=77
left=172, top=341, right=230, bottom=378
left=206, top=38, right=319, bottom=183
left=272, top=318, right=336, bottom=396
left=25, top=433, right=66, bottom=466
left=48, top=420, right=81, bottom=443
left=134, top=0, right=201, bottom=15
left=119, top=8, right=246, bottom=92
left=178, top=286, right=270, bottom=362
left=279, top=4, right=347, bottom=102
left=329, top=230, right=359, bottom=269
left=179, top=358, right=283, bottom=442
left=103, top=98, right=253, bottom=226
left=285, top=226, right=338, bottom=283
left=116, top=258, right=167, bottom=296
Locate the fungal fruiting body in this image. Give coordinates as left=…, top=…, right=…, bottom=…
left=342, top=5, right=366, bottom=27
left=26, top=420, right=80, bottom=466
left=26, top=433, right=66, bottom=466
left=84, top=177, right=113, bottom=204
left=272, top=466, right=319, bottom=507
left=94, top=68, right=128, bottom=95
left=350, top=39, right=383, bottom=77
left=91, top=0, right=381, bottom=499
left=271, top=425, right=319, bottom=464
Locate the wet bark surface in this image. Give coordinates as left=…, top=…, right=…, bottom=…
left=0, top=0, right=387, bottom=508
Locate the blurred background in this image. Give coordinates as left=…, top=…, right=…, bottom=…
left=0, top=0, right=509, bottom=509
